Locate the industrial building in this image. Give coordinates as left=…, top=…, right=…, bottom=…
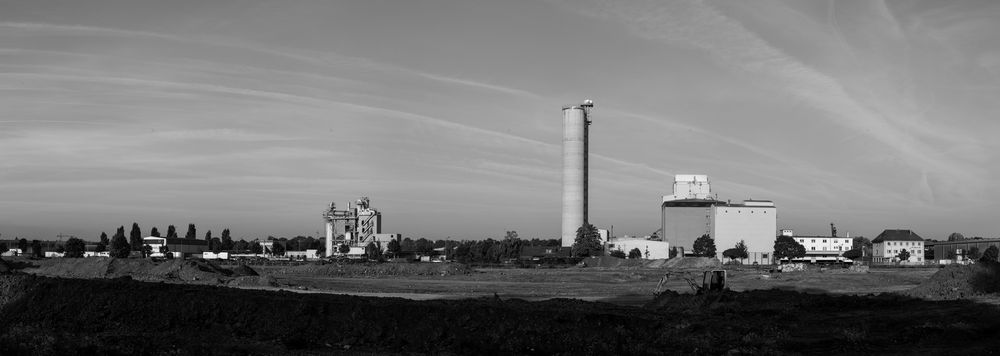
left=561, top=100, right=593, bottom=247
left=661, top=175, right=776, bottom=262
left=872, top=229, right=925, bottom=264
left=142, top=237, right=208, bottom=259
left=322, top=197, right=400, bottom=257
left=926, top=238, right=1000, bottom=264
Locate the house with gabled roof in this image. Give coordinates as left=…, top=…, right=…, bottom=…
left=872, top=229, right=925, bottom=264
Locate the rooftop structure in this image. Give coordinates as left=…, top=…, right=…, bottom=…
left=872, top=229, right=924, bottom=243
left=663, top=174, right=713, bottom=202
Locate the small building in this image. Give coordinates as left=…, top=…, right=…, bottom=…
left=143, top=237, right=208, bottom=259
left=872, top=230, right=925, bottom=264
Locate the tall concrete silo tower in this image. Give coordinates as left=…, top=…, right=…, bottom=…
left=561, top=100, right=593, bottom=247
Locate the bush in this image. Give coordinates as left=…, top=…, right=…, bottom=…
left=64, top=238, right=86, bottom=258
left=692, top=234, right=716, bottom=258
left=609, top=250, right=626, bottom=258
left=980, top=246, right=999, bottom=263
left=628, top=248, right=643, bottom=259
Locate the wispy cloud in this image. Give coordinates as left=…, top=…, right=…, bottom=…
left=0, top=21, right=541, bottom=100
left=563, top=0, right=986, bottom=203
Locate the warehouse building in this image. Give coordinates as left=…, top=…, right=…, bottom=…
left=925, top=238, right=1000, bottom=264
left=661, top=175, right=776, bottom=262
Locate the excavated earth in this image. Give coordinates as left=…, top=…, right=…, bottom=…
left=1, top=271, right=1000, bottom=354
left=3, top=258, right=1000, bottom=354
left=902, top=262, right=1000, bottom=300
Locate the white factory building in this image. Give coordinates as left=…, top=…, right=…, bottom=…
left=782, top=229, right=854, bottom=263
left=661, top=175, right=776, bottom=263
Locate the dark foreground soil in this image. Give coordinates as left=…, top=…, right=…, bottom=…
left=1, top=274, right=1000, bottom=355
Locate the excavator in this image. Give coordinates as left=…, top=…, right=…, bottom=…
left=653, top=269, right=727, bottom=295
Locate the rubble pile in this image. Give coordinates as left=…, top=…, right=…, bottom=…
left=27, top=258, right=264, bottom=285
left=779, top=263, right=807, bottom=272
left=903, top=263, right=1000, bottom=300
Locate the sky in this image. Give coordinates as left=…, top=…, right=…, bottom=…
left=1, top=0, right=998, bottom=242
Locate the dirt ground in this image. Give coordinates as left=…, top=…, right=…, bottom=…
left=254, top=264, right=939, bottom=306
left=3, top=257, right=1000, bottom=354
left=9, top=256, right=946, bottom=304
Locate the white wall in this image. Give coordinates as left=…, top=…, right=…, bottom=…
left=608, top=239, right=670, bottom=259
left=711, top=205, right=776, bottom=260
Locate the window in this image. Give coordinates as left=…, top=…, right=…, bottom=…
left=799, top=239, right=804, bottom=243
left=823, top=240, right=827, bottom=243
left=811, top=239, right=815, bottom=243
left=811, top=247, right=815, bottom=250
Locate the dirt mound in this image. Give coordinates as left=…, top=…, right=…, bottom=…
left=902, top=263, right=1000, bottom=300
left=28, top=258, right=243, bottom=283
left=225, top=275, right=277, bottom=288
left=647, top=257, right=721, bottom=269
left=229, top=264, right=259, bottom=277
left=0, top=274, right=35, bottom=308
left=277, top=262, right=472, bottom=278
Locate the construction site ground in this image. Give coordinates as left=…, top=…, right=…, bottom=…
left=253, top=264, right=940, bottom=305
left=3, top=256, right=1000, bottom=354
